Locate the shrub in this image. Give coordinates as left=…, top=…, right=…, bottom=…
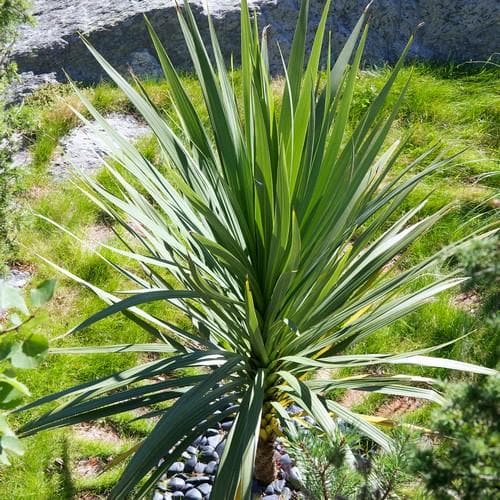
left=412, top=377, right=500, bottom=499
left=0, top=278, right=55, bottom=465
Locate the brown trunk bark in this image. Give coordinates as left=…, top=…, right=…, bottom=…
left=254, top=437, right=277, bottom=484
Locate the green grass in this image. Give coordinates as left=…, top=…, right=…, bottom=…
left=0, top=63, right=498, bottom=498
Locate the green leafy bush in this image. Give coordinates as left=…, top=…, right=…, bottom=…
left=0, top=278, right=55, bottom=464
left=456, top=234, right=499, bottom=291
left=412, top=377, right=500, bottom=499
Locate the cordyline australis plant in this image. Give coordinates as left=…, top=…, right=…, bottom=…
left=18, top=0, right=497, bottom=498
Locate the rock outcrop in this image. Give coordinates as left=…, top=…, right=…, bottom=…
left=12, top=0, right=500, bottom=83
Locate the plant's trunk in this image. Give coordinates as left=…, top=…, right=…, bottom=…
left=254, top=436, right=277, bottom=484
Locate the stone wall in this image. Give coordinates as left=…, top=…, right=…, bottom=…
left=11, top=0, right=500, bottom=83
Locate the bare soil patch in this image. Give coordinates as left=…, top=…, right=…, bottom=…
left=375, top=396, right=424, bottom=418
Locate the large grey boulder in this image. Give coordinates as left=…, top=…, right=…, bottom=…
left=11, top=0, right=500, bottom=83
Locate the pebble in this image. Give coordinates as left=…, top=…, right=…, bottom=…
left=184, top=489, right=202, bottom=500
left=205, top=461, right=217, bottom=475
left=168, top=477, right=186, bottom=491
left=207, top=434, right=223, bottom=448
left=154, top=405, right=317, bottom=499
left=193, top=462, right=206, bottom=474
left=168, top=462, right=185, bottom=474
left=197, top=483, right=212, bottom=496
left=287, top=466, right=303, bottom=489
left=214, top=441, right=225, bottom=457
left=221, top=421, right=233, bottom=431
left=184, top=456, right=198, bottom=473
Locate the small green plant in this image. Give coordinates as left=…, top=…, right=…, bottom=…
left=412, top=376, right=500, bottom=499
left=0, top=278, right=55, bottom=464
left=288, top=427, right=415, bottom=499
left=456, top=235, right=499, bottom=291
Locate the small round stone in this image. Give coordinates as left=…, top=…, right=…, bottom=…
left=168, top=477, right=186, bottom=491
left=287, top=404, right=302, bottom=415
left=153, top=491, right=164, bottom=500
left=184, top=456, right=198, bottom=473
left=279, top=453, right=292, bottom=466
left=221, top=420, right=233, bottom=431
left=184, top=489, right=202, bottom=500
left=207, top=434, right=223, bottom=448
left=192, top=435, right=203, bottom=446
left=215, top=441, right=225, bottom=457
left=186, top=446, right=198, bottom=455
left=262, top=496, right=279, bottom=500
left=197, top=483, right=212, bottom=496
left=205, top=461, right=218, bottom=475
left=168, top=462, right=185, bottom=474
left=272, top=479, right=285, bottom=493
left=281, top=486, right=292, bottom=499
left=287, top=466, right=303, bottom=488
left=193, top=462, right=206, bottom=474
left=171, top=492, right=184, bottom=498
left=264, top=484, right=275, bottom=494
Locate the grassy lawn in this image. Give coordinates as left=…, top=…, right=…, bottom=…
left=0, top=63, right=498, bottom=498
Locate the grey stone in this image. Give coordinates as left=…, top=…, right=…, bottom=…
left=48, top=113, right=149, bottom=180
left=184, top=489, right=202, bottom=500
left=196, top=483, right=212, bottom=496
left=262, top=496, right=279, bottom=500
left=184, top=455, right=198, bottom=473
left=171, top=493, right=184, bottom=498
left=214, top=440, right=225, bottom=457
left=126, top=49, right=162, bottom=78
left=281, top=487, right=292, bottom=500
left=186, top=446, right=198, bottom=455
left=221, top=420, right=233, bottom=431
left=11, top=0, right=500, bottom=87
left=204, top=460, right=217, bottom=475
left=168, top=477, right=186, bottom=491
left=287, top=466, right=303, bottom=489
left=4, top=71, right=58, bottom=106
left=278, top=453, right=292, bottom=466
left=193, top=462, right=206, bottom=474
left=167, top=462, right=185, bottom=474
left=0, top=269, right=32, bottom=289
left=207, top=434, right=223, bottom=448
left=153, top=492, right=164, bottom=500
